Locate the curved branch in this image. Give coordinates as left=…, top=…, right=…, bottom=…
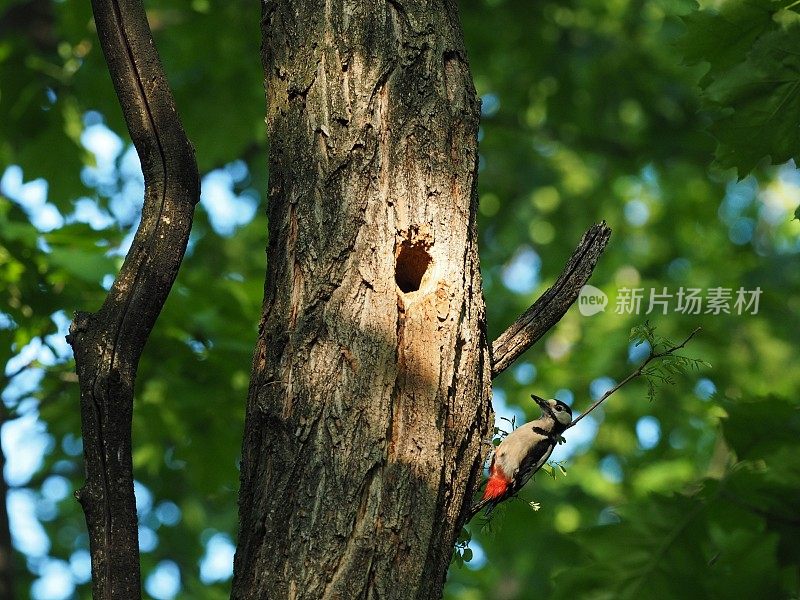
left=491, top=222, right=612, bottom=378
left=66, top=0, right=199, bottom=597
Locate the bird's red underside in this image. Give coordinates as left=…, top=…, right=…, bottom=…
left=482, top=464, right=509, bottom=501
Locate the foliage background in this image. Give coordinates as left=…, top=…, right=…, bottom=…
left=1, top=0, right=798, bottom=598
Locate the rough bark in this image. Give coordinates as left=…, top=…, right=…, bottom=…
left=66, top=0, right=199, bottom=597
left=232, top=1, right=492, bottom=598
left=491, top=222, right=611, bottom=378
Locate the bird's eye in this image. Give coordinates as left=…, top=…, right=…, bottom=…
left=555, top=406, right=562, bottom=412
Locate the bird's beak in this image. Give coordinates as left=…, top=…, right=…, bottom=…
left=531, top=394, right=548, bottom=408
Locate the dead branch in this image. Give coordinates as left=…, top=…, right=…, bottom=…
left=491, top=221, right=612, bottom=378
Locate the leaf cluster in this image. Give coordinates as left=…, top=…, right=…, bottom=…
left=551, top=396, right=800, bottom=600
left=630, top=321, right=709, bottom=402
left=679, top=0, right=800, bottom=193
left=452, top=527, right=475, bottom=568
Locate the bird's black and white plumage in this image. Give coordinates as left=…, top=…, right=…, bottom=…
left=469, top=395, right=572, bottom=518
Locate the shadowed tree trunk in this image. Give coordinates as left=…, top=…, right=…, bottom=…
left=0, top=420, right=14, bottom=600
left=231, top=0, right=493, bottom=597
left=67, top=0, right=199, bottom=596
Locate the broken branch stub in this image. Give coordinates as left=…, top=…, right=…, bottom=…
left=491, top=222, right=612, bottom=378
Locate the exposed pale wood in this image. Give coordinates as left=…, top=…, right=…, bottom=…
left=232, top=1, right=492, bottom=598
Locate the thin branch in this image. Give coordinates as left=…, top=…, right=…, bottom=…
left=466, top=326, right=702, bottom=525
left=66, top=0, right=199, bottom=596
left=1, top=360, right=35, bottom=386
left=0, top=437, right=12, bottom=600
left=491, top=221, right=612, bottom=378
left=568, top=327, right=702, bottom=429
left=0, top=361, right=37, bottom=423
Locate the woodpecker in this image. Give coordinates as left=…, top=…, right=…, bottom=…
left=469, top=395, right=573, bottom=518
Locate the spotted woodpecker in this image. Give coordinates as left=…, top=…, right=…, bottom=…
left=470, top=395, right=573, bottom=518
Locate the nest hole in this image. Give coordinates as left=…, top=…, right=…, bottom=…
left=395, top=242, right=431, bottom=293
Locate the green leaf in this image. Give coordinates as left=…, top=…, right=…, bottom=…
left=678, top=0, right=800, bottom=174
left=48, top=245, right=115, bottom=283
left=721, top=396, right=800, bottom=462
left=708, top=27, right=800, bottom=173
left=679, top=0, right=775, bottom=74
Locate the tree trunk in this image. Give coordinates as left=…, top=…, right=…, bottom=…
left=0, top=427, right=14, bottom=600
left=232, top=1, right=492, bottom=598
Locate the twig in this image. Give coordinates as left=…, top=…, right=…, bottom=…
left=568, top=327, right=702, bottom=429
left=465, top=326, right=702, bottom=526
left=0, top=360, right=35, bottom=388
left=491, top=222, right=611, bottom=378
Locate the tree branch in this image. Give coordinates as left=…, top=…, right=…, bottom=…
left=491, top=221, right=612, bottom=378
left=66, top=0, right=199, bottom=596
left=0, top=415, right=13, bottom=600
left=568, top=326, right=702, bottom=429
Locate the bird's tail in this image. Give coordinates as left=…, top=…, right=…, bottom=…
left=467, top=497, right=494, bottom=521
